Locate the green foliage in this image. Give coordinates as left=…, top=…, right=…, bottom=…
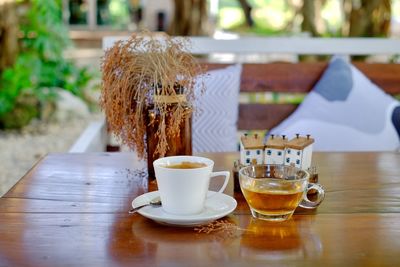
left=0, top=92, right=39, bottom=129
left=0, top=0, right=94, bottom=128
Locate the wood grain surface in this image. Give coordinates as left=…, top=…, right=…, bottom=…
left=204, top=63, right=400, bottom=94
left=1, top=152, right=400, bottom=266
left=238, top=104, right=298, bottom=130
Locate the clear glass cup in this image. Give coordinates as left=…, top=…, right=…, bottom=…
left=239, top=164, right=325, bottom=221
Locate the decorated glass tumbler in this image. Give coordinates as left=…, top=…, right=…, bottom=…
left=239, top=164, right=325, bottom=221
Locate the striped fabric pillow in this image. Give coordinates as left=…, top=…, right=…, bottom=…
left=192, top=64, right=242, bottom=152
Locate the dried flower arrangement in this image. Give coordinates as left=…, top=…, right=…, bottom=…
left=100, top=32, right=204, bottom=159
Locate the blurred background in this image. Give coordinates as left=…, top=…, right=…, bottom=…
left=0, top=0, right=400, bottom=195
left=65, top=0, right=400, bottom=50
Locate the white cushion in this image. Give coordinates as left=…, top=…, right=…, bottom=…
left=270, top=58, right=400, bottom=151
left=192, top=64, right=242, bottom=152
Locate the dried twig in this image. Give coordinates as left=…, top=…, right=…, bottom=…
left=100, top=31, right=204, bottom=159
left=194, top=219, right=245, bottom=239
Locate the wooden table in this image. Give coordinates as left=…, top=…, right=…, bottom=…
left=1, top=152, right=400, bottom=266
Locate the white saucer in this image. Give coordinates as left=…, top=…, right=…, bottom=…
left=132, top=191, right=237, bottom=226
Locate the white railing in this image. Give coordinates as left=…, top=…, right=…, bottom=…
left=103, top=36, right=400, bottom=55
left=69, top=120, right=108, bottom=153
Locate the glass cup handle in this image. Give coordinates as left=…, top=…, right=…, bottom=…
left=207, top=171, right=230, bottom=199
left=299, top=183, right=325, bottom=209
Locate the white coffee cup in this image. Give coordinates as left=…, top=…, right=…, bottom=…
left=153, top=156, right=230, bottom=215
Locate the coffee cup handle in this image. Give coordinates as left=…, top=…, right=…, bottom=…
left=299, top=183, right=325, bottom=209
left=207, top=171, right=230, bottom=198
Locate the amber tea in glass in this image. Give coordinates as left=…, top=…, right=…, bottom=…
left=239, top=164, right=324, bottom=221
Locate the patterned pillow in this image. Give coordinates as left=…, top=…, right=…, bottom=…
left=270, top=58, right=400, bottom=151
left=192, top=64, right=242, bottom=152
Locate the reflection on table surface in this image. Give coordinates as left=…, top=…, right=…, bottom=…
left=240, top=217, right=322, bottom=261
left=119, top=213, right=322, bottom=263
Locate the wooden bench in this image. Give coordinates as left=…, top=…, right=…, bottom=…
left=70, top=37, right=400, bottom=152
left=205, top=61, right=400, bottom=131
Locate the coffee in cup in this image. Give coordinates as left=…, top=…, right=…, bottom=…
left=153, top=156, right=230, bottom=215
left=164, top=161, right=207, bottom=169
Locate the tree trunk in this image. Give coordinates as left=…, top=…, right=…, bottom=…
left=300, top=0, right=327, bottom=61
left=0, top=1, right=18, bottom=73
left=301, top=0, right=316, bottom=35
left=168, top=0, right=208, bottom=36
left=301, top=0, right=325, bottom=37
left=348, top=0, right=391, bottom=37
left=238, top=0, right=254, bottom=27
